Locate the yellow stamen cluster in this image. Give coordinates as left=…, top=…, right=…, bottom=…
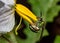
left=15, top=4, right=38, bottom=24
left=15, top=4, right=39, bottom=35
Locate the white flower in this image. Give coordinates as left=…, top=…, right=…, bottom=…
left=0, top=0, right=15, bottom=33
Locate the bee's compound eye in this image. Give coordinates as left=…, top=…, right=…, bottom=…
left=0, top=1, right=5, bottom=8
left=29, top=24, right=40, bottom=33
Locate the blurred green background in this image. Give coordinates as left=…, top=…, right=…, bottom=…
left=0, top=0, right=60, bottom=43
